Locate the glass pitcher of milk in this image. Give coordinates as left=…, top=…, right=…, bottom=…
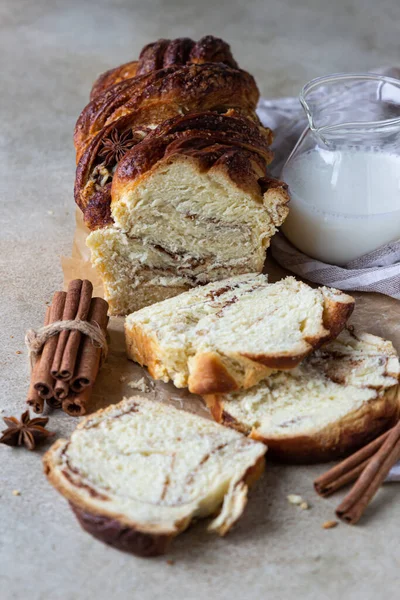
left=281, top=73, right=400, bottom=265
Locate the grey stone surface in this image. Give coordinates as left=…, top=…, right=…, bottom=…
left=1, top=1, right=400, bottom=599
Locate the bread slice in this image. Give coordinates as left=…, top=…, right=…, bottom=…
left=125, top=274, right=355, bottom=395
left=43, top=397, right=266, bottom=557
left=205, top=329, right=400, bottom=462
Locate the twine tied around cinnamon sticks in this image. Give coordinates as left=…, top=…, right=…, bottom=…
left=26, top=280, right=109, bottom=417
left=26, top=319, right=108, bottom=369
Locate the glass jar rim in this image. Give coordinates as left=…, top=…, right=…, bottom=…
left=300, top=72, right=400, bottom=133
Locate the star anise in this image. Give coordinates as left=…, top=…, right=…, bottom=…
left=98, top=128, right=137, bottom=167
left=0, top=410, right=55, bottom=451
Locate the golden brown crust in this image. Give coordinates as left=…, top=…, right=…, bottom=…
left=188, top=352, right=240, bottom=395
left=205, top=385, right=400, bottom=464
left=321, top=292, right=355, bottom=344
left=90, top=36, right=238, bottom=100
left=90, top=61, right=139, bottom=101
left=135, top=35, right=238, bottom=76
left=238, top=351, right=313, bottom=370
left=75, top=63, right=260, bottom=159
left=124, top=321, right=168, bottom=382
left=114, top=111, right=273, bottom=183
left=187, top=35, right=238, bottom=68
left=76, top=111, right=274, bottom=230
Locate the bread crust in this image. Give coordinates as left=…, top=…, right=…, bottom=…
left=136, top=35, right=238, bottom=76
left=124, top=322, right=169, bottom=382
left=77, top=110, right=275, bottom=230
left=75, top=63, right=260, bottom=160
left=43, top=399, right=266, bottom=557
left=206, top=385, right=400, bottom=463
left=89, top=36, right=238, bottom=101
left=90, top=61, right=139, bottom=101
left=70, top=504, right=173, bottom=557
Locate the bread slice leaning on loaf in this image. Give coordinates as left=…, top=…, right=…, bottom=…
left=43, top=397, right=266, bottom=557
left=205, top=329, right=400, bottom=463
left=125, top=274, right=355, bottom=395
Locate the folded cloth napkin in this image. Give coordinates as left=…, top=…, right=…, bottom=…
left=256, top=66, right=400, bottom=301
left=270, top=234, right=400, bottom=299
left=257, top=68, right=400, bottom=480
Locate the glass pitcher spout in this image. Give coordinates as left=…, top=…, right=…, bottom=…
left=299, top=73, right=400, bottom=147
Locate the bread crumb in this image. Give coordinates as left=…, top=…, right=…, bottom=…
left=322, top=520, right=338, bottom=529
left=47, top=210, right=54, bottom=215
left=10, top=335, right=13, bottom=339
left=300, top=502, right=309, bottom=510
left=12, top=490, right=21, bottom=496
left=287, top=494, right=303, bottom=505
left=16, top=351, right=22, bottom=355
left=128, top=377, right=152, bottom=393
left=166, top=559, right=175, bottom=565
left=119, top=376, right=127, bottom=383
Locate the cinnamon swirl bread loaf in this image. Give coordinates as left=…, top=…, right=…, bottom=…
left=75, top=36, right=288, bottom=314
left=86, top=112, right=288, bottom=313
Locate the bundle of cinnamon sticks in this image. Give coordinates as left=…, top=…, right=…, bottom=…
left=27, top=279, right=109, bottom=416
left=314, top=421, right=400, bottom=524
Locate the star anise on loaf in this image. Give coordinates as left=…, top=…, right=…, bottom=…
left=0, top=410, right=55, bottom=451
left=98, top=129, right=137, bottom=166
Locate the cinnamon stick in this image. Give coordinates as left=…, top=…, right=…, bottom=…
left=62, top=386, right=93, bottom=417
left=70, top=297, right=109, bottom=392
left=336, top=421, right=400, bottom=524
left=27, top=307, right=51, bottom=413
left=34, top=293, right=66, bottom=399
left=46, top=397, right=62, bottom=410
left=58, top=280, right=93, bottom=380
left=51, top=279, right=83, bottom=378
left=54, top=379, right=69, bottom=400
left=314, top=429, right=391, bottom=497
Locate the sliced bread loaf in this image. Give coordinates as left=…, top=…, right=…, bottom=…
left=43, top=397, right=266, bottom=557
left=125, top=274, right=355, bottom=395
left=205, top=329, right=400, bottom=462
left=86, top=112, right=285, bottom=314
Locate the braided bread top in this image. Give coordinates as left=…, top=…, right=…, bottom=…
left=75, top=63, right=260, bottom=160
left=89, top=36, right=238, bottom=100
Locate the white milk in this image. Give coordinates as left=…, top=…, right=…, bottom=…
left=281, top=148, right=400, bottom=265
